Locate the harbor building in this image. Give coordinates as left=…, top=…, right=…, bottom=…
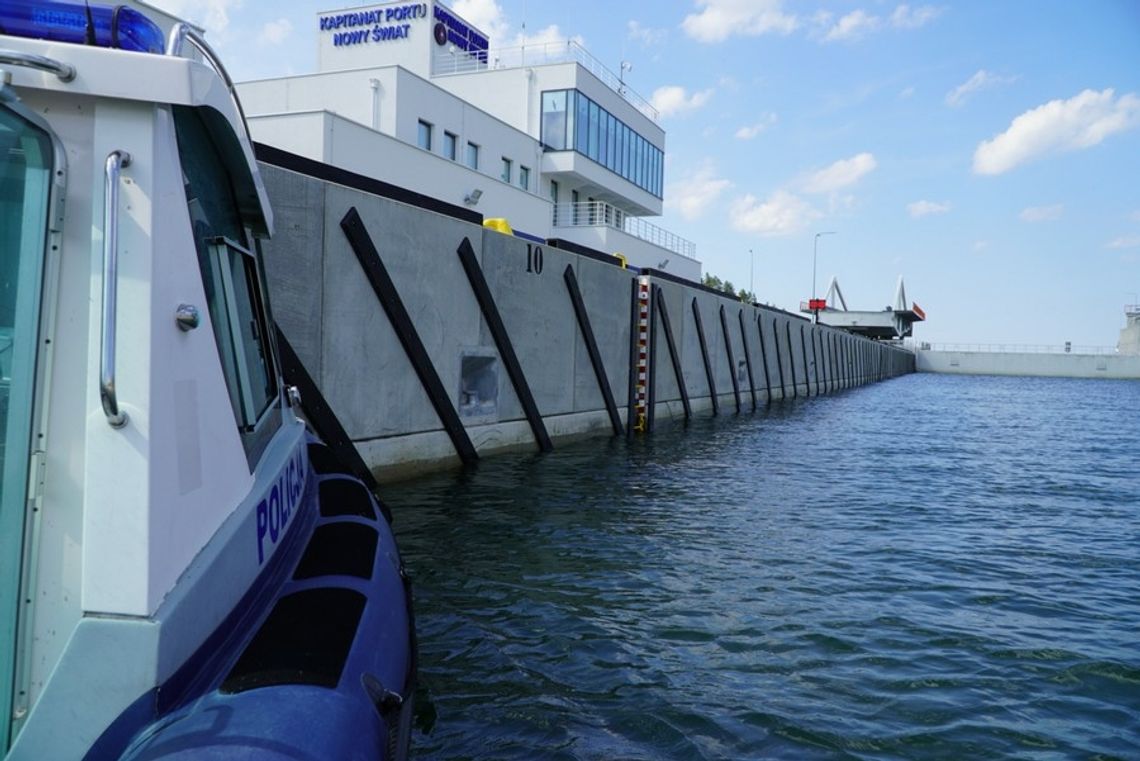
left=236, top=1, right=701, bottom=280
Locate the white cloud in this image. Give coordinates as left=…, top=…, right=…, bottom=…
left=147, top=0, right=240, bottom=34
left=890, top=4, right=943, bottom=29
left=899, top=86, right=916, bottom=99
left=974, top=88, right=1140, bottom=175
left=449, top=0, right=572, bottom=49
left=650, top=86, right=714, bottom=118
left=257, top=18, right=292, bottom=46
left=810, top=10, right=834, bottom=28
left=1107, top=235, right=1140, bottom=249
left=628, top=20, right=666, bottom=47
left=823, top=10, right=880, bottom=41
left=734, top=114, right=778, bottom=139
left=946, top=69, right=1017, bottom=107
left=907, top=200, right=951, bottom=217
left=802, top=153, right=878, bottom=193
left=451, top=0, right=510, bottom=43
left=665, top=162, right=732, bottom=221
left=682, top=0, right=798, bottom=43
left=730, top=190, right=822, bottom=236
left=1019, top=204, right=1064, bottom=222
left=815, top=4, right=941, bottom=43
left=718, top=75, right=741, bottom=92
left=973, top=240, right=990, bottom=252
left=1130, top=209, right=1140, bottom=222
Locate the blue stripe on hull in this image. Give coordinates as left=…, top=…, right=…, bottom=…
left=91, top=439, right=414, bottom=760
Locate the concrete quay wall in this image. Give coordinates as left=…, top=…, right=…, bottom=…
left=917, top=350, right=1140, bottom=379
left=258, top=153, right=914, bottom=481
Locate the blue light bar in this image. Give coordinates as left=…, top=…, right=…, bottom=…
left=0, top=1, right=165, bottom=54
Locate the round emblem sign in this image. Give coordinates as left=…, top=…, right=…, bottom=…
left=434, top=22, right=447, bottom=45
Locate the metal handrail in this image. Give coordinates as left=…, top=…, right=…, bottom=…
left=101, top=150, right=130, bottom=428
left=552, top=201, right=697, bottom=260
left=0, top=49, right=76, bottom=82
left=920, top=342, right=1120, bottom=356
left=165, top=23, right=252, bottom=145
left=432, top=40, right=659, bottom=122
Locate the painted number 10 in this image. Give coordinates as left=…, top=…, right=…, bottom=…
left=526, top=244, right=544, bottom=275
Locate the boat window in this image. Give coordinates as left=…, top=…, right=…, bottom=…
left=172, top=107, right=280, bottom=465
left=204, top=238, right=276, bottom=428
left=0, top=104, right=54, bottom=751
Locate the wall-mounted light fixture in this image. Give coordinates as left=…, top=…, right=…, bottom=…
left=464, top=188, right=483, bottom=205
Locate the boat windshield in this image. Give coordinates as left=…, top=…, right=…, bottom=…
left=0, top=103, right=54, bottom=751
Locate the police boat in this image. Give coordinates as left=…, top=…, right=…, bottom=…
left=0, top=1, right=414, bottom=757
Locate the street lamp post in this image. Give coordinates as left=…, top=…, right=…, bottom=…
left=812, top=231, right=836, bottom=324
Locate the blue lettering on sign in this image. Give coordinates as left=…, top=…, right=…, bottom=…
left=255, top=445, right=309, bottom=565
left=432, top=5, right=489, bottom=54
left=320, top=3, right=427, bottom=35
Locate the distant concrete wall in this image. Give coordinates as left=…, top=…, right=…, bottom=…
left=640, top=291, right=909, bottom=427
left=259, top=157, right=915, bottom=481
left=917, top=350, right=1140, bottom=379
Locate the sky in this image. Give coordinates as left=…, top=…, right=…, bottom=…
left=146, top=0, right=1140, bottom=347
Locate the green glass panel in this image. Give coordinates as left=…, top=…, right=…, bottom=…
left=0, top=104, right=53, bottom=751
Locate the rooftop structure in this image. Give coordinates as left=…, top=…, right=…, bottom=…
left=1117, top=303, right=1140, bottom=355
left=801, top=276, right=926, bottom=340
left=236, top=0, right=701, bottom=280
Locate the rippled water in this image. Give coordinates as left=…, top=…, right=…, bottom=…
left=385, top=374, right=1140, bottom=760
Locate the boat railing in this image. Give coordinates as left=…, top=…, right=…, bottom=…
left=0, top=49, right=75, bottom=81
left=552, top=201, right=697, bottom=261
left=166, top=23, right=253, bottom=147
left=431, top=40, right=659, bottom=122
left=100, top=150, right=130, bottom=428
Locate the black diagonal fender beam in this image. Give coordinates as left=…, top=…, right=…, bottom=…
left=655, top=286, right=691, bottom=420
left=339, top=207, right=478, bottom=466
left=692, top=298, right=719, bottom=416
left=274, top=323, right=382, bottom=500
left=738, top=310, right=757, bottom=412
left=720, top=304, right=741, bottom=414
left=563, top=264, right=624, bottom=437
left=785, top=321, right=798, bottom=399
left=755, top=315, right=772, bottom=406
left=772, top=318, right=786, bottom=400
left=647, top=281, right=658, bottom=433
left=457, top=237, right=553, bottom=453
left=799, top=324, right=812, bottom=397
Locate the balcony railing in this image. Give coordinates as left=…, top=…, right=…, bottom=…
left=553, top=201, right=696, bottom=261
left=432, top=40, right=659, bottom=122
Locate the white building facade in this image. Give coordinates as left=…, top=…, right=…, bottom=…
left=236, top=0, right=701, bottom=279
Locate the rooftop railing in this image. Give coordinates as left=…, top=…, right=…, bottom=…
left=919, top=342, right=1120, bottom=355
left=432, top=40, right=659, bottom=122
left=553, top=201, right=696, bottom=261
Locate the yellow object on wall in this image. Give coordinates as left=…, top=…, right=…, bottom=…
left=483, top=218, right=513, bottom=235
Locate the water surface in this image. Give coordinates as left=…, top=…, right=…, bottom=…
left=387, top=374, right=1140, bottom=760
